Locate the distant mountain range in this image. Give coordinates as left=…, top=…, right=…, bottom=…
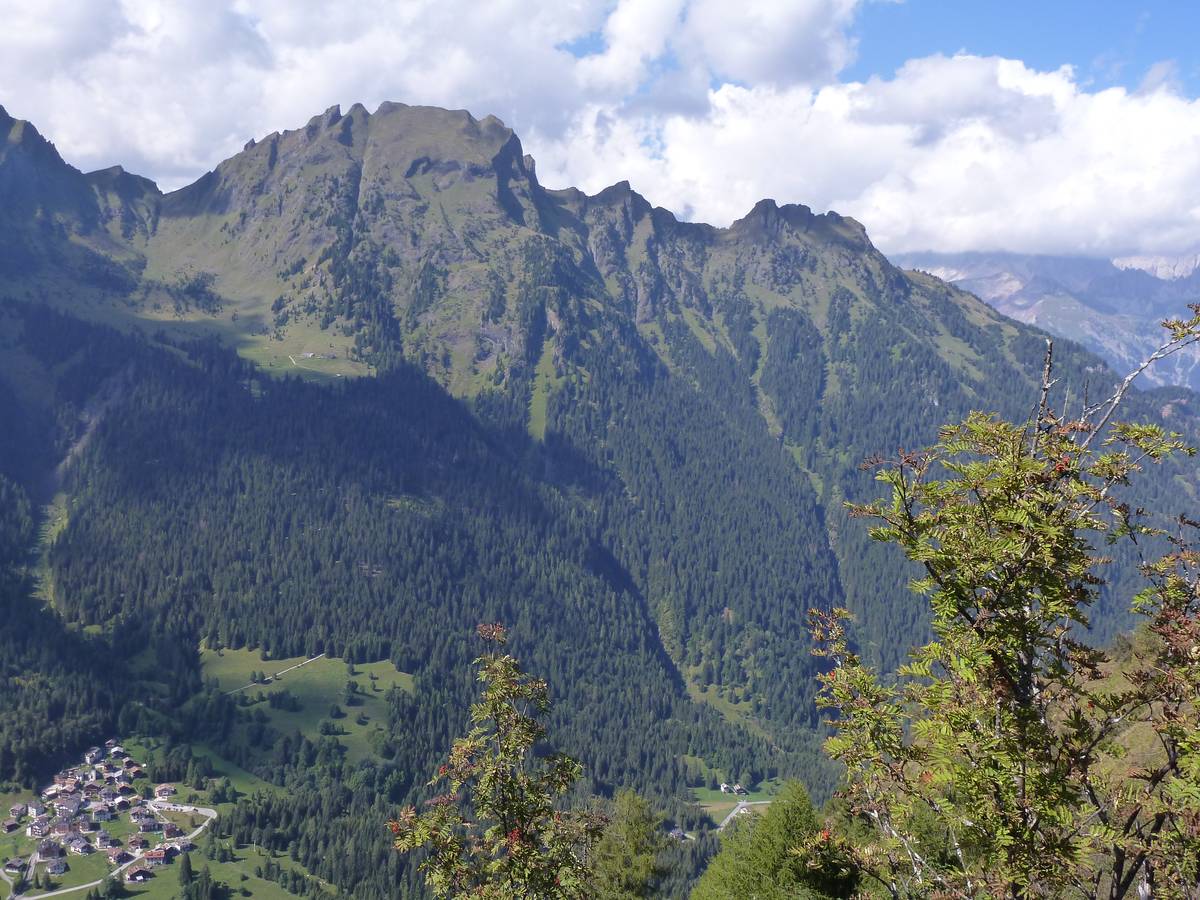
left=895, top=251, right=1200, bottom=390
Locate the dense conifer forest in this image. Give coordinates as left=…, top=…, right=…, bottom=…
left=2, top=100, right=1198, bottom=896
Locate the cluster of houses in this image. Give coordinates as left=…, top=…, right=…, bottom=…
left=3, top=739, right=194, bottom=885
left=718, top=782, right=750, bottom=796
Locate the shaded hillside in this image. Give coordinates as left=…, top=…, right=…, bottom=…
left=1, top=100, right=1197, bottom=786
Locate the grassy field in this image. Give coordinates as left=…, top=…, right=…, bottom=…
left=119, top=844, right=332, bottom=900
left=526, top=336, right=560, bottom=441
left=200, top=648, right=413, bottom=764
left=691, top=781, right=780, bottom=825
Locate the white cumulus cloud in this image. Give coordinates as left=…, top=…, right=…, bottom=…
left=3, top=1, right=1200, bottom=257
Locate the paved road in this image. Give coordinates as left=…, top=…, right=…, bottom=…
left=12, top=802, right=217, bottom=898
left=224, top=653, right=325, bottom=695
left=717, top=800, right=773, bottom=831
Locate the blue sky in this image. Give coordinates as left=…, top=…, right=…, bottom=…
left=3, top=0, right=1200, bottom=257
left=847, top=1, right=1196, bottom=93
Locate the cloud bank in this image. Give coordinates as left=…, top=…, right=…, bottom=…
left=3, top=0, right=1200, bottom=256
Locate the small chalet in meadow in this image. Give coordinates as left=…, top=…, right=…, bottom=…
left=8, top=803, right=25, bottom=818
left=1, top=819, right=17, bottom=833
left=154, top=784, right=176, bottom=799
left=162, top=822, right=183, bottom=839
left=126, top=866, right=153, bottom=883
left=126, top=835, right=148, bottom=851
left=107, top=848, right=131, bottom=865
left=3, top=858, right=24, bottom=874
left=67, top=836, right=94, bottom=855
left=46, top=858, right=68, bottom=876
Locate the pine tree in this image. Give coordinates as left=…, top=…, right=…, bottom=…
left=179, top=850, right=194, bottom=886
left=590, top=790, right=668, bottom=899
left=691, top=781, right=857, bottom=899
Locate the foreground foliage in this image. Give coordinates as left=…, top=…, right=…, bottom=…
left=389, top=624, right=605, bottom=898
left=810, top=312, right=1200, bottom=898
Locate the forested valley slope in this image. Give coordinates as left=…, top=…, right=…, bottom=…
left=1, top=101, right=1197, bottom=897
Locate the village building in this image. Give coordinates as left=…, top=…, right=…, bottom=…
left=37, top=839, right=63, bottom=858
left=163, top=822, right=183, bottom=839
left=107, top=848, right=131, bottom=866
left=68, top=836, right=94, bottom=855
left=84, top=747, right=103, bottom=764
left=126, top=835, right=148, bottom=850
left=154, top=784, right=176, bottom=799
left=26, top=817, right=50, bottom=838
left=126, top=866, right=152, bottom=883
left=51, top=819, right=75, bottom=838
left=143, top=848, right=166, bottom=867
left=1, top=819, right=17, bottom=833
left=95, top=830, right=116, bottom=848
left=8, top=803, right=25, bottom=819
left=3, top=858, right=24, bottom=874
left=27, top=801, right=45, bottom=817
left=46, top=858, right=68, bottom=876
left=91, top=804, right=113, bottom=822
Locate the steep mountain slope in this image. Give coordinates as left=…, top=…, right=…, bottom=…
left=897, top=250, right=1200, bottom=390
left=2, top=101, right=1198, bottom=817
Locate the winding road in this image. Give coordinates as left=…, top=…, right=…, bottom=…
left=717, top=800, right=773, bottom=831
